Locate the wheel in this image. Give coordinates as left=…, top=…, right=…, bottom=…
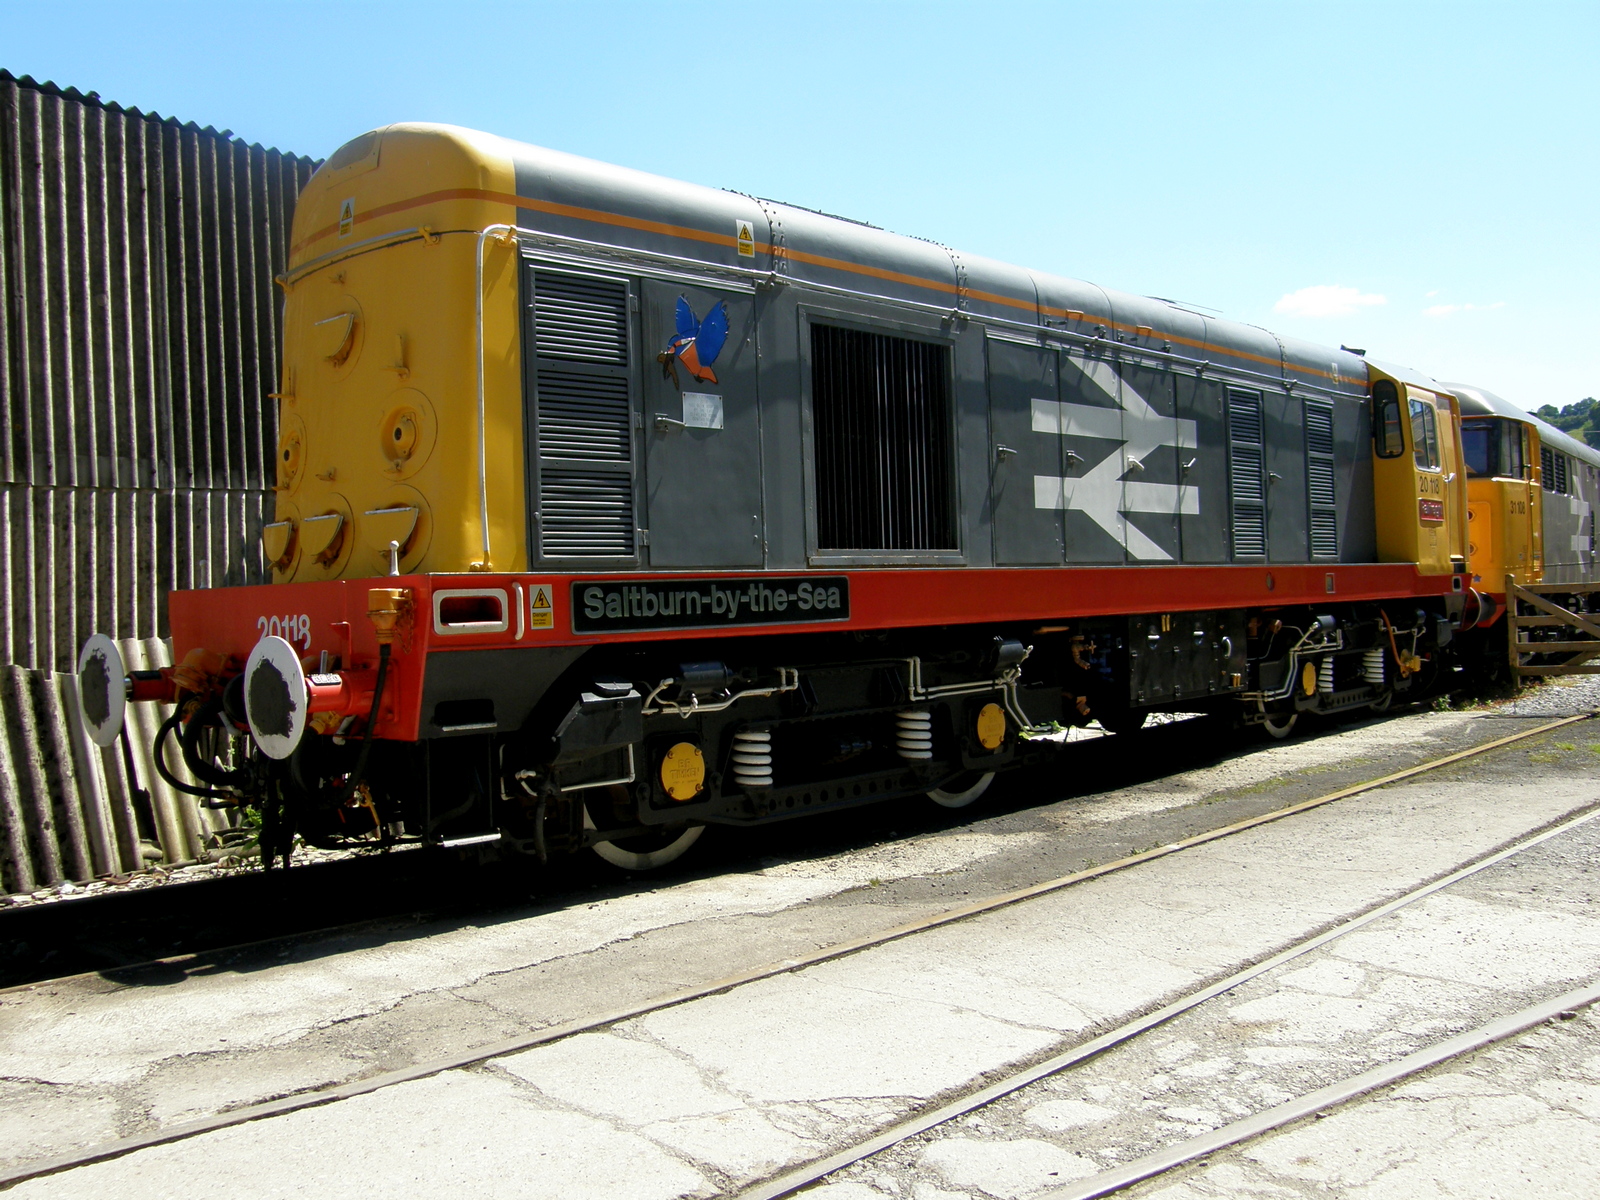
left=927, top=770, right=996, bottom=809
left=1261, top=712, right=1298, bottom=740
left=582, top=804, right=703, bottom=871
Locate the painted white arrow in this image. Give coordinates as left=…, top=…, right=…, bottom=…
left=1029, top=359, right=1198, bottom=561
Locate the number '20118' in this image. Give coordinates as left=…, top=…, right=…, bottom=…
left=258, top=614, right=311, bottom=649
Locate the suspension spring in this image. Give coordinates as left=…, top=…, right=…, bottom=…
left=731, top=729, right=773, bottom=789
left=896, top=710, right=934, bottom=760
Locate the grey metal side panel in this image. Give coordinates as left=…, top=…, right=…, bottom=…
left=755, top=285, right=806, bottom=569
left=1264, top=391, right=1308, bottom=562
left=1177, top=375, right=1228, bottom=563
left=951, top=320, right=991, bottom=569
left=1336, top=396, right=1378, bottom=562
left=987, top=336, right=1061, bottom=565
left=1119, top=362, right=1181, bottom=563
left=641, top=279, right=764, bottom=566
left=1542, top=486, right=1586, bottom=582
left=1057, top=348, right=1127, bottom=564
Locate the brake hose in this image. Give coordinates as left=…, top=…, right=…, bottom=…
left=338, top=642, right=391, bottom=806
left=153, top=711, right=242, bottom=803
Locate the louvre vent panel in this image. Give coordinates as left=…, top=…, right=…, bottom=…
left=1232, top=507, right=1267, bottom=558
left=1307, top=458, right=1337, bottom=507
left=1227, top=389, right=1267, bottom=559
left=811, top=324, right=957, bottom=552
left=1230, top=445, right=1264, bottom=504
left=1304, top=400, right=1338, bottom=557
left=1227, top=391, right=1263, bottom=445
left=1311, top=510, right=1339, bottom=558
left=533, top=272, right=629, bottom=364
left=536, top=371, right=631, bottom=461
left=539, top=472, right=635, bottom=557
left=1305, top=403, right=1335, bottom=455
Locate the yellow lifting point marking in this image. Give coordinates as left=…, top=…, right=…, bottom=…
left=976, top=702, right=1006, bottom=751
left=660, top=742, right=706, bottom=801
left=1302, top=662, right=1319, bottom=696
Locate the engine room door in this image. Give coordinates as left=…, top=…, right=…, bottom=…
left=640, top=281, right=764, bottom=567
left=1056, top=348, right=1130, bottom=564
left=1176, top=374, right=1228, bottom=562
left=1115, top=361, right=1183, bottom=563
left=988, top=335, right=1063, bottom=565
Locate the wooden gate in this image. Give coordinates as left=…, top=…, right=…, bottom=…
left=1506, top=576, right=1600, bottom=677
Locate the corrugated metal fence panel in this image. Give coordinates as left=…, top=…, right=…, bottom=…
left=0, top=70, right=319, bottom=674
left=0, top=638, right=234, bottom=894
left=0, top=72, right=316, bottom=883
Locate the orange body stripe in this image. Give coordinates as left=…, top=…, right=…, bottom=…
left=291, top=185, right=1355, bottom=386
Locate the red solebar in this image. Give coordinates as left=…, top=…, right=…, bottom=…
left=168, top=563, right=1458, bottom=742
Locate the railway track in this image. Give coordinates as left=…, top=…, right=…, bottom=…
left=1, top=709, right=1588, bottom=1193
left=739, top=799, right=1600, bottom=1200
left=0, top=703, right=1410, bottom=990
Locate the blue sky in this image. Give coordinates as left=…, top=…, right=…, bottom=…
left=6, top=0, right=1595, bottom=409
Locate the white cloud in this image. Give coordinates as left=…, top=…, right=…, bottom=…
left=1425, top=289, right=1440, bottom=298
left=1423, top=301, right=1506, bottom=318
left=1273, top=285, right=1388, bottom=318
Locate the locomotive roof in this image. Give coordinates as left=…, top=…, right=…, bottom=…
left=1446, top=382, right=1600, bottom=470
left=300, top=123, right=1369, bottom=400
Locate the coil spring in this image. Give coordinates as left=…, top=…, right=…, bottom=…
left=896, top=710, right=934, bottom=760
left=1317, top=658, right=1336, bottom=695
left=731, top=729, right=773, bottom=788
left=1363, top=647, right=1386, bottom=685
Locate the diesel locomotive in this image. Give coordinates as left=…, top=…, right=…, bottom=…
left=75, top=123, right=1600, bottom=870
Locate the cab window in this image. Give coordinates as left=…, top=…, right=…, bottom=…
left=1461, top=421, right=1494, bottom=476
left=1502, top=421, right=1526, bottom=478
left=1372, top=380, right=1404, bottom=458
left=1409, top=398, right=1440, bottom=469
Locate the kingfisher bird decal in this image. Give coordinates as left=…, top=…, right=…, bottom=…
left=657, top=296, right=729, bottom=388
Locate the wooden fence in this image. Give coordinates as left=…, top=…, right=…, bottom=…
left=1506, top=576, right=1600, bottom=678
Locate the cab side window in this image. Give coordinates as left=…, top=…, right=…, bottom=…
left=1502, top=421, right=1526, bottom=478
left=1409, top=398, right=1440, bottom=469
left=1461, top=422, right=1494, bottom=476
left=1373, top=380, right=1405, bottom=458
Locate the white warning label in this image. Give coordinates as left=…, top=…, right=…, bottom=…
left=338, top=197, right=355, bottom=238
left=528, top=583, right=553, bottom=629
left=736, top=219, right=755, bottom=257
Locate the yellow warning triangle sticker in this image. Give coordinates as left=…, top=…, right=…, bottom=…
left=530, top=586, right=551, bottom=610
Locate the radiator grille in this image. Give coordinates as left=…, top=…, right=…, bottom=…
left=1305, top=402, right=1334, bottom=456
left=1311, top=510, right=1339, bottom=558
left=1228, top=389, right=1266, bottom=559
left=539, top=472, right=635, bottom=557
left=1307, top=458, right=1337, bottom=507
left=1228, top=390, right=1263, bottom=445
left=1305, top=400, right=1338, bottom=558
left=535, top=370, right=630, bottom=461
left=533, top=272, right=628, bottom=364
left=1232, top=507, right=1267, bottom=559
left=811, top=324, right=956, bottom=551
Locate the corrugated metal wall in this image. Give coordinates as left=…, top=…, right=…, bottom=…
left=0, top=72, right=318, bottom=893
left=1, top=70, right=318, bottom=673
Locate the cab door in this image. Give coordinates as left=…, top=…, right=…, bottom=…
left=640, top=281, right=764, bottom=566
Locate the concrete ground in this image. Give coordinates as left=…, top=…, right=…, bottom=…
left=1, top=684, right=1597, bottom=1198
